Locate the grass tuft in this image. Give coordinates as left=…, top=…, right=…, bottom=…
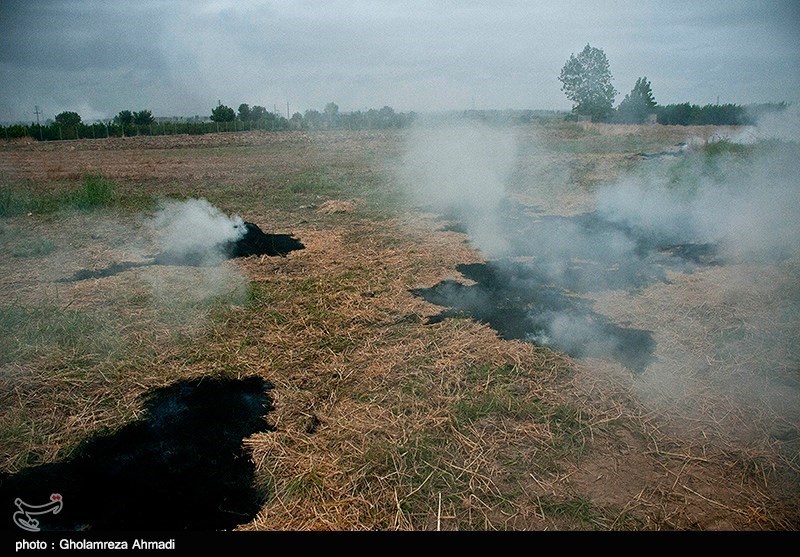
left=71, top=174, right=117, bottom=209
left=0, top=174, right=118, bottom=216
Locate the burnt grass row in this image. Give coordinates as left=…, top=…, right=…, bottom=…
left=2, top=201, right=719, bottom=529
left=3, top=221, right=303, bottom=531
left=61, top=221, right=304, bottom=282
left=1, top=376, right=274, bottom=531
left=413, top=201, right=720, bottom=373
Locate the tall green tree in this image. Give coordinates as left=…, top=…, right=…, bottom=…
left=558, top=44, right=617, bottom=122
left=615, top=77, right=657, bottom=124
left=114, top=110, right=133, bottom=125
left=303, top=109, right=323, bottom=129
left=133, top=109, right=154, bottom=125
left=250, top=105, right=267, bottom=121
left=237, top=103, right=251, bottom=121
left=211, top=104, right=235, bottom=122
left=323, top=102, right=339, bottom=128
left=55, top=111, right=82, bottom=127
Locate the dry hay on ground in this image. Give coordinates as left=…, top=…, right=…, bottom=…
left=315, top=199, right=358, bottom=214
left=1, top=129, right=797, bottom=530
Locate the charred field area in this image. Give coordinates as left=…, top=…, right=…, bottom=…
left=0, top=124, right=798, bottom=531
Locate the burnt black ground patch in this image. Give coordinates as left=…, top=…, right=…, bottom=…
left=500, top=210, right=721, bottom=292
left=413, top=263, right=655, bottom=373
left=62, top=260, right=153, bottom=282
left=0, top=376, right=273, bottom=531
left=60, top=221, right=304, bottom=282
left=224, top=222, right=304, bottom=259
left=413, top=204, right=720, bottom=373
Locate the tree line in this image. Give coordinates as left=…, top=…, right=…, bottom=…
left=211, top=101, right=415, bottom=130
left=1, top=67, right=790, bottom=142
left=0, top=117, right=283, bottom=141
left=1, top=102, right=416, bottom=141
left=559, top=43, right=789, bottom=125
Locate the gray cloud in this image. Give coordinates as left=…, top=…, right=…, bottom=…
left=0, top=0, right=167, bottom=71
left=1, top=0, right=798, bottom=122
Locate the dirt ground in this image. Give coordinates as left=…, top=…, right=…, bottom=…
left=1, top=126, right=798, bottom=530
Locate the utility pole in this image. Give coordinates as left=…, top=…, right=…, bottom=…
left=286, top=101, right=290, bottom=120
left=34, top=105, right=43, bottom=140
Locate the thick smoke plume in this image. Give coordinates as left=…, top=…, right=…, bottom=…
left=596, top=144, right=800, bottom=265
left=151, top=198, right=246, bottom=266
left=737, top=103, right=800, bottom=144
left=397, top=121, right=516, bottom=255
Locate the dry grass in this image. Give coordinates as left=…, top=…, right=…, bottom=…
left=1, top=124, right=797, bottom=530
left=315, top=199, right=358, bottom=214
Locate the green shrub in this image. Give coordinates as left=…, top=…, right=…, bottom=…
left=1, top=175, right=119, bottom=216
left=71, top=174, right=117, bottom=209
left=0, top=188, right=27, bottom=217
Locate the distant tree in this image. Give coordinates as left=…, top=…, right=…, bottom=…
left=324, top=102, right=339, bottom=128
left=324, top=102, right=339, bottom=115
left=211, top=104, right=235, bottom=122
left=657, top=102, right=695, bottom=125
left=303, top=109, right=323, bottom=130
left=55, top=111, right=82, bottom=127
left=365, top=108, right=380, bottom=129
left=378, top=105, right=397, bottom=128
left=133, top=109, right=154, bottom=126
left=289, top=112, right=303, bottom=130
left=655, top=102, right=748, bottom=126
left=250, top=105, right=267, bottom=121
left=114, top=110, right=134, bottom=126
left=615, top=77, right=657, bottom=124
left=558, top=44, right=618, bottom=122
left=237, top=103, right=251, bottom=121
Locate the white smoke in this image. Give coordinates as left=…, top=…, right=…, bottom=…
left=397, top=121, right=517, bottom=256
left=596, top=144, right=800, bottom=263
left=400, top=117, right=800, bottom=393
left=151, top=198, right=246, bottom=266
left=754, top=104, right=800, bottom=142
left=143, top=198, right=250, bottom=330
left=733, top=104, right=800, bottom=144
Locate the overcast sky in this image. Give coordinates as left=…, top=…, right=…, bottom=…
left=1, top=0, right=798, bottom=122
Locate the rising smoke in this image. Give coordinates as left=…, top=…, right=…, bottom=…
left=396, top=121, right=516, bottom=256
left=596, top=142, right=800, bottom=265
left=400, top=118, right=800, bottom=388
left=151, top=198, right=247, bottom=266
left=736, top=103, right=800, bottom=144
left=143, top=198, right=250, bottom=328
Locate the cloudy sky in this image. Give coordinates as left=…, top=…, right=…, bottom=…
left=1, top=0, right=798, bottom=122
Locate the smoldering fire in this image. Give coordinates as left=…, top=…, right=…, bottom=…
left=400, top=119, right=800, bottom=374
left=61, top=199, right=304, bottom=282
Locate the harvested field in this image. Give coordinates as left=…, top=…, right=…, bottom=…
left=0, top=124, right=798, bottom=531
